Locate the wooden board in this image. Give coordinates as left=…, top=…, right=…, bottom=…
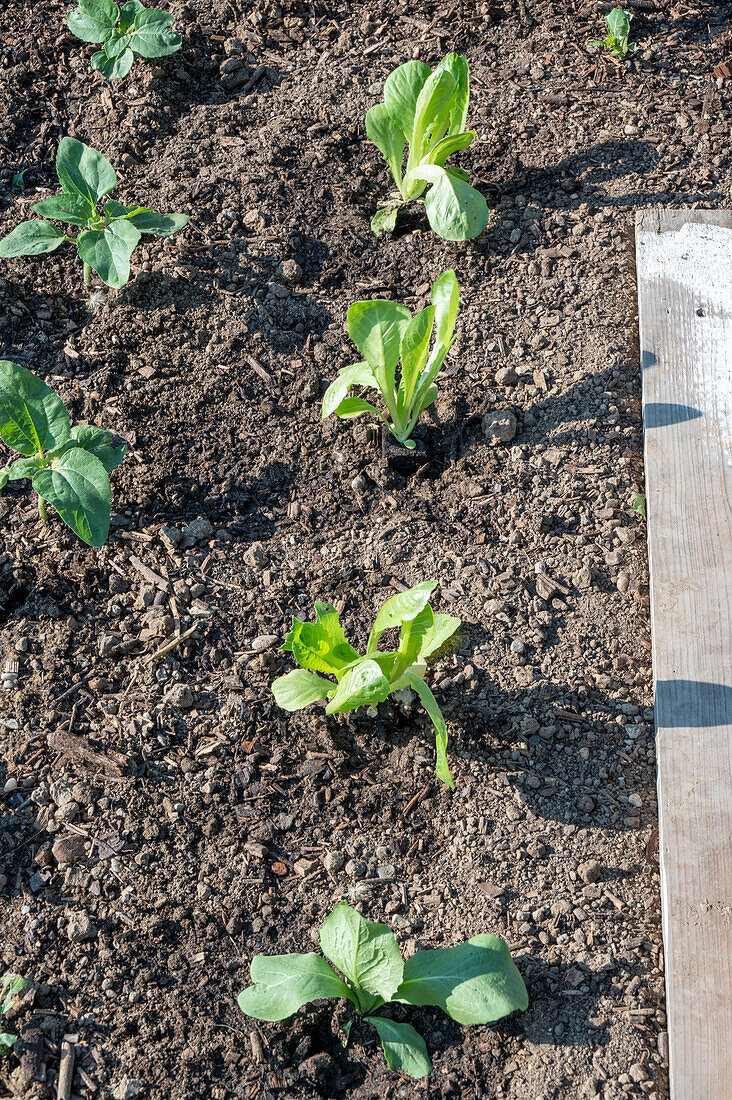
left=636, top=208, right=732, bottom=1099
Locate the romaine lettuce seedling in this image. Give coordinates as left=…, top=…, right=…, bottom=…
left=366, top=53, right=489, bottom=241
left=67, top=0, right=181, bottom=80
left=1, top=974, right=28, bottom=1051
left=0, top=360, right=126, bottom=547
left=272, top=581, right=461, bottom=786
left=238, top=901, right=528, bottom=1080
left=322, top=270, right=459, bottom=449
left=0, top=137, right=189, bottom=289
left=588, top=8, right=639, bottom=59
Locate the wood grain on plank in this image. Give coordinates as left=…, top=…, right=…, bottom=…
left=636, top=208, right=732, bottom=1100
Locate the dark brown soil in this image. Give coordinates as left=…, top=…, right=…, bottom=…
left=1, top=0, right=731, bottom=1097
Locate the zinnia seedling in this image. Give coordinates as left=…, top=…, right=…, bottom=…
left=67, top=0, right=181, bottom=80
left=0, top=360, right=126, bottom=547
left=238, top=901, right=528, bottom=1080
left=1, top=974, right=28, bottom=1052
left=271, top=581, right=461, bottom=786
left=588, top=8, right=639, bottom=60
left=0, top=137, right=189, bottom=289
left=322, top=270, right=459, bottom=449
left=367, top=53, right=489, bottom=241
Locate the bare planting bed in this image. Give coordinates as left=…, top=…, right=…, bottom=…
left=1, top=1, right=731, bottom=1098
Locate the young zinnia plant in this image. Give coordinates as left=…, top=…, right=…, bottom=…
left=367, top=53, right=489, bottom=240
left=0, top=360, right=126, bottom=547
left=322, top=270, right=459, bottom=449
left=67, top=0, right=182, bottom=80
left=0, top=137, right=189, bottom=289
left=272, top=581, right=461, bottom=786
left=238, top=902, right=528, bottom=1080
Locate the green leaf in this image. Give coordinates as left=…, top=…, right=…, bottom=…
left=322, top=362, right=376, bottom=420
left=395, top=934, right=528, bottom=1024
left=125, top=210, right=189, bottom=236
left=404, top=672, right=453, bottom=788
left=238, top=953, right=357, bottom=1022
left=435, top=53, right=470, bottom=135
left=77, top=220, right=141, bottom=288
left=0, top=360, right=70, bottom=457
left=92, top=47, right=135, bottom=79
left=32, top=448, right=111, bottom=547
left=272, top=669, right=333, bottom=712
left=347, top=299, right=412, bottom=401
left=365, top=104, right=405, bottom=189
left=393, top=603, right=434, bottom=677
left=607, top=8, right=632, bottom=38
left=411, top=68, right=456, bottom=160
left=67, top=0, right=118, bottom=43
left=69, top=424, right=126, bottom=472
left=426, top=129, right=475, bottom=169
left=0, top=1033, right=18, bottom=1048
left=371, top=203, right=401, bottom=236
left=282, top=602, right=360, bottom=676
left=324, top=658, right=390, bottom=715
left=420, top=614, right=460, bottom=660
left=320, top=902, right=403, bottom=1011
left=398, top=304, right=435, bottom=415
left=408, top=165, right=489, bottom=241
left=118, top=0, right=145, bottom=32
left=2, top=456, right=41, bottom=483
left=32, top=192, right=95, bottom=227
left=56, top=138, right=117, bottom=205
left=0, top=220, right=66, bottom=257
left=632, top=492, right=646, bottom=519
left=129, top=8, right=181, bottom=57
left=366, top=1017, right=432, bottom=1079
left=409, top=270, right=460, bottom=421
left=383, top=60, right=431, bottom=140
left=367, top=580, right=437, bottom=654
left=103, top=31, right=132, bottom=59
left=333, top=396, right=384, bottom=421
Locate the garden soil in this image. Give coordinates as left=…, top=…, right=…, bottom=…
left=1, top=0, right=731, bottom=1097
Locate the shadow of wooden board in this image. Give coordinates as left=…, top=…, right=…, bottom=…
left=636, top=208, right=732, bottom=1099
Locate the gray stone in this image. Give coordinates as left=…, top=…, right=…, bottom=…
left=482, top=409, right=517, bottom=444
left=164, top=684, right=194, bottom=709
left=67, top=912, right=96, bottom=942
left=182, top=518, right=213, bottom=543
left=578, top=859, right=601, bottom=884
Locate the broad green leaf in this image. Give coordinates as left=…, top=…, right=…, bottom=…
left=398, top=305, right=435, bottom=415
left=70, top=424, right=126, bottom=472
left=103, top=31, right=132, bottom=60
left=32, top=192, right=95, bottom=226
left=238, top=953, right=357, bottom=1022
left=347, top=300, right=411, bottom=401
left=333, top=396, right=384, bottom=421
left=324, top=658, right=390, bottom=714
left=92, top=47, right=135, bottom=79
left=371, top=203, right=401, bottom=236
left=366, top=1017, right=432, bottom=1079
left=435, top=53, right=470, bottom=135
left=420, top=613, right=460, bottom=660
left=426, top=129, right=475, bottom=169
left=0, top=360, right=70, bottom=457
left=32, top=448, right=111, bottom=547
left=0, top=220, right=66, bottom=257
left=322, top=362, right=376, bottom=420
left=608, top=9, right=631, bottom=38
left=404, top=672, right=453, bottom=788
left=119, top=0, right=145, bottom=32
left=272, top=669, right=334, bottom=712
left=396, top=934, right=528, bottom=1024
left=320, top=902, right=403, bottom=1011
left=430, top=269, right=460, bottom=349
left=365, top=104, right=405, bottom=189
left=129, top=8, right=181, bottom=57
left=367, top=580, right=437, bottom=654
left=103, top=200, right=148, bottom=219
left=56, top=138, right=117, bottom=205
left=67, top=0, right=118, bottom=42
left=411, top=68, right=456, bottom=161
left=383, top=60, right=431, bottom=140
left=408, top=165, right=489, bottom=241
left=3, top=456, right=41, bottom=482
left=282, top=602, right=359, bottom=676
left=393, top=603, right=433, bottom=678
left=126, top=210, right=189, bottom=236
left=0, top=469, right=7, bottom=491
left=77, top=220, right=141, bottom=288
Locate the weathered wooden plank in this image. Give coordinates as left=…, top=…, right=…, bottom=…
left=636, top=208, right=732, bottom=1100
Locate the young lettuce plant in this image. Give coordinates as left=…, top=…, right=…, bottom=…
left=322, top=270, right=459, bottom=449
left=588, top=8, right=639, bottom=59
left=0, top=361, right=126, bottom=547
left=366, top=53, right=489, bottom=241
left=1, top=974, right=28, bottom=1052
left=238, top=901, right=528, bottom=1080
left=68, top=0, right=181, bottom=80
left=272, top=581, right=460, bottom=786
left=0, top=137, right=189, bottom=289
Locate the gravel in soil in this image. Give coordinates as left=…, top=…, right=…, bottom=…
left=1, top=0, right=731, bottom=1097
